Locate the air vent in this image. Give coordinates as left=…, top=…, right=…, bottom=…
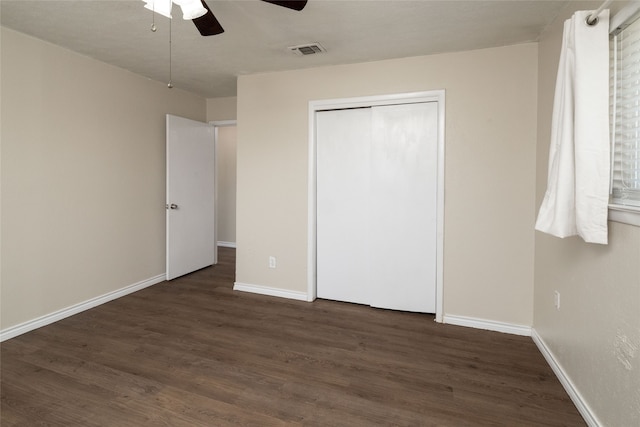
left=289, top=43, right=326, bottom=56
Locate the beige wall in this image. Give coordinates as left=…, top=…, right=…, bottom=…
left=1, top=28, right=206, bottom=330
left=236, top=43, right=539, bottom=325
left=206, top=96, right=237, bottom=122
left=534, top=2, right=640, bottom=426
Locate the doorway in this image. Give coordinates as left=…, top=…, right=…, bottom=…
left=307, top=91, right=445, bottom=321
left=212, top=121, right=237, bottom=249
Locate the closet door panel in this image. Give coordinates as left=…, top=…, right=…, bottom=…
left=316, top=108, right=372, bottom=304
left=368, top=102, right=438, bottom=313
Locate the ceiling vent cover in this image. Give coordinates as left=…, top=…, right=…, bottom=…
left=289, top=43, right=326, bottom=56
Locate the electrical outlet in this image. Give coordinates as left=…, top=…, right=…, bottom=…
left=554, top=291, right=561, bottom=310
left=269, top=256, right=277, bottom=269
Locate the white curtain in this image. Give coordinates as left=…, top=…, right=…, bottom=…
left=535, top=10, right=610, bottom=244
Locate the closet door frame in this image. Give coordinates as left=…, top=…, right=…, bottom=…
left=307, top=90, right=446, bottom=322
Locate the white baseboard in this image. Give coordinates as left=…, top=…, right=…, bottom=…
left=217, top=241, right=236, bottom=248
left=443, top=314, right=531, bottom=336
left=233, top=282, right=308, bottom=302
left=531, top=329, right=600, bottom=427
left=0, top=274, right=166, bottom=342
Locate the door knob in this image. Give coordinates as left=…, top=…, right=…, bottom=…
left=166, top=203, right=179, bottom=210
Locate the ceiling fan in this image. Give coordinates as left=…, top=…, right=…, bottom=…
left=143, top=0, right=308, bottom=36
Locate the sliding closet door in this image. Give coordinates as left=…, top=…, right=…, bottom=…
left=368, top=102, right=438, bottom=313
left=316, top=108, right=372, bottom=304
left=316, top=102, right=438, bottom=313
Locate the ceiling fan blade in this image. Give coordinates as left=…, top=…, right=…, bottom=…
left=192, top=1, right=224, bottom=36
left=261, top=0, right=308, bottom=12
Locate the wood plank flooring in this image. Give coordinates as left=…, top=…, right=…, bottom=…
left=1, top=248, right=585, bottom=426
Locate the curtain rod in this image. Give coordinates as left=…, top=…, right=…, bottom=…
left=584, top=0, right=640, bottom=35
left=587, top=0, right=614, bottom=25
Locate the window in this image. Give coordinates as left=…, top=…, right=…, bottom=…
left=610, top=12, right=640, bottom=225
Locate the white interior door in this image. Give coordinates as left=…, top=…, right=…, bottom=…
left=166, top=114, right=216, bottom=280
left=316, top=102, right=438, bottom=313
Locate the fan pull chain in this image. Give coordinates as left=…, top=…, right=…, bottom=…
left=168, top=17, right=173, bottom=88
left=150, top=2, right=157, bottom=32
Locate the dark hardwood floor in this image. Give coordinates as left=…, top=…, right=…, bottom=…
left=1, top=247, right=585, bottom=426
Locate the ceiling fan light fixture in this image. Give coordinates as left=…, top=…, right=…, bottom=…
left=174, top=0, right=207, bottom=20
left=142, top=0, right=206, bottom=20
left=143, top=0, right=173, bottom=19
left=142, top=0, right=305, bottom=37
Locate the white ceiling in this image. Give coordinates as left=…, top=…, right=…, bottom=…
left=1, top=0, right=573, bottom=98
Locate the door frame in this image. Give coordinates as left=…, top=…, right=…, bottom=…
left=307, top=90, right=446, bottom=322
